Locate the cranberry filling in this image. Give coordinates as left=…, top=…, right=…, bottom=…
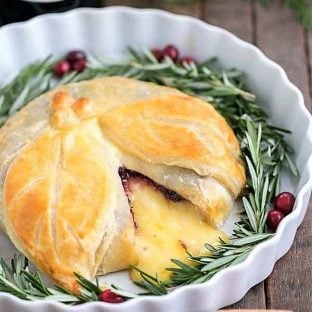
left=118, top=167, right=184, bottom=202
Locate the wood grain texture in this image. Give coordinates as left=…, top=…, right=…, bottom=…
left=150, top=0, right=202, bottom=18
left=203, top=0, right=253, bottom=43
left=306, top=0, right=312, bottom=99
left=225, top=283, right=266, bottom=310
left=255, top=1, right=312, bottom=311
left=103, top=0, right=151, bottom=7
left=223, top=310, right=292, bottom=312
left=308, top=31, right=312, bottom=98
left=255, top=0, right=310, bottom=103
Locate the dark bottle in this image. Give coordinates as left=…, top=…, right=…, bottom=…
left=0, top=0, right=102, bottom=26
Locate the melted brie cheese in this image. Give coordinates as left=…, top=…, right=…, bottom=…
left=128, top=179, right=227, bottom=282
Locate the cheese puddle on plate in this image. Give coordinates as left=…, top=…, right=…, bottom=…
left=127, top=179, right=228, bottom=282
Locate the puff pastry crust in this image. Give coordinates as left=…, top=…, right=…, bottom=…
left=0, top=76, right=245, bottom=291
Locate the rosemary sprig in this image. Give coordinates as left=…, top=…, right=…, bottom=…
left=0, top=254, right=100, bottom=304
left=0, top=49, right=297, bottom=182
left=0, top=48, right=297, bottom=301
left=129, top=119, right=275, bottom=290
left=259, top=0, right=312, bottom=29
left=131, top=267, right=168, bottom=296
left=167, top=120, right=274, bottom=287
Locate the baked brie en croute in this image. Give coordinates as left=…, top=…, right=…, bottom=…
left=0, top=77, right=246, bottom=292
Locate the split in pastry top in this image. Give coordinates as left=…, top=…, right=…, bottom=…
left=0, top=77, right=246, bottom=292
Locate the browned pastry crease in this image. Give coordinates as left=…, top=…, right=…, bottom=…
left=2, top=92, right=134, bottom=291
left=100, top=93, right=245, bottom=196
left=0, top=77, right=246, bottom=292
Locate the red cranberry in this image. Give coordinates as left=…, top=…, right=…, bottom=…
left=180, top=56, right=196, bottom=65
left=98, top=289, right=125, bottom=303
left=71, top=59, right=87, bottom=72
left=267, top=210, right=285, bottom=231
left=53, top=60, right=71, bottom=77
left=151, top=48, right=164, bottom=61
left=274, top=192, right=296, bottom=215
left=66, top=50, right=87, bottom=63
left=163, top=44, right=179, bottom=61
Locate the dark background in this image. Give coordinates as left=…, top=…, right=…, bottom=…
left=0, top=0, right=102, bottom=25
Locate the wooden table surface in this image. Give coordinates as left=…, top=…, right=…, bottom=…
left=101, top=1, right=312, bottom=311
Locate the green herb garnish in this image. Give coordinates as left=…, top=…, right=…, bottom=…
left=0, top=48, right=297, bottom=302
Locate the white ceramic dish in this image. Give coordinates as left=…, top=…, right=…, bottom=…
left=0, top=7, right=311, bottom=312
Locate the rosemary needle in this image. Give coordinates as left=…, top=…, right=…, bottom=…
left=0, top=48, right=297, bottom=301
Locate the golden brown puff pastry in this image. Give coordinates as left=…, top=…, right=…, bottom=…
left=0, top=76, right=245, bottom=291
left=1, top=92, right=135, bottom=292
left=99, top=91, right=245, bottom=224
left=100, top=94, right=245, bottom=195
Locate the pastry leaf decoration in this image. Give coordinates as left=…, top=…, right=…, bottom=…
left=0, top=48, right=297, bottom=302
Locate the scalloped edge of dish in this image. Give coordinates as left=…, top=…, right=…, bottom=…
left=0, top=7, right=311, bottom=312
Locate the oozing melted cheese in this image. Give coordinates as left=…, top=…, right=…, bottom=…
left=128, top=179, right=227, bottom=282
